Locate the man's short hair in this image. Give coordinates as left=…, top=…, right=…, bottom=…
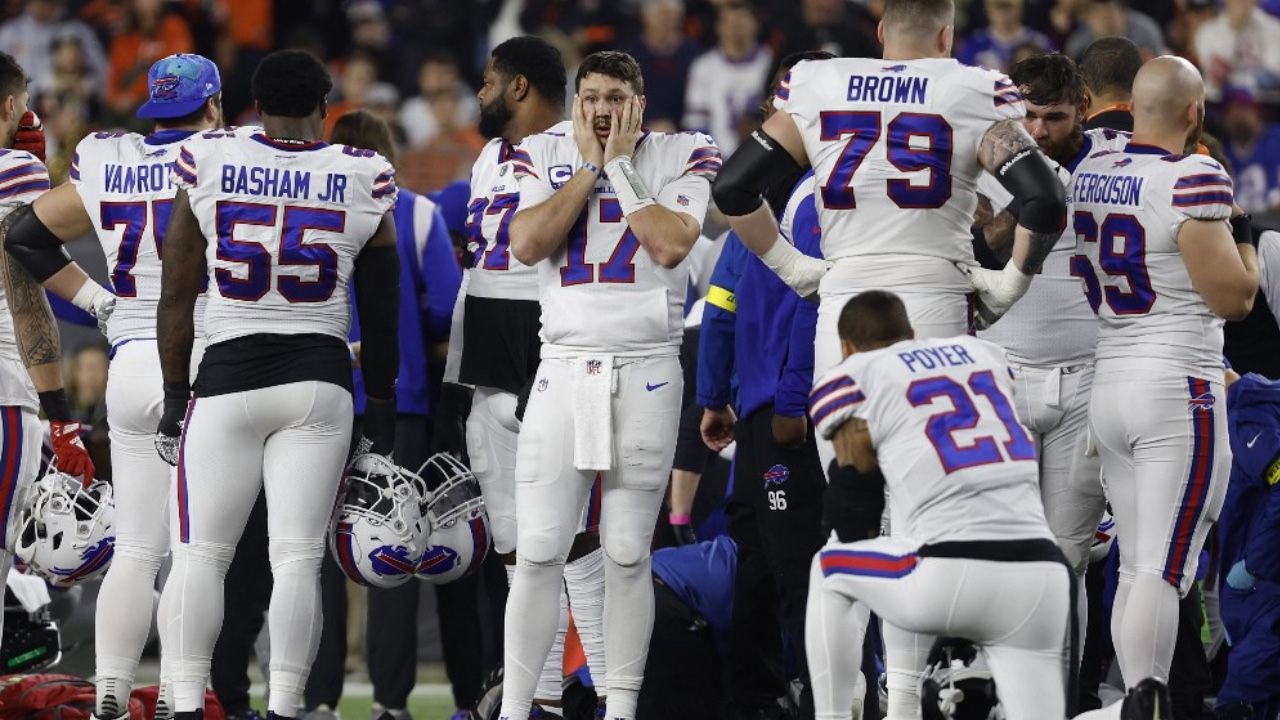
left=330, top=109, right=397, bottom=166
left=880, top=0, right=954, bottom=34
left=1079, top=36, right=1142, bottom=97
left=765, top=49, right=835, bottom=96
left=492, top=36, right=567, bottom=109
left=1010, top=52, right=1085, bottom=107
left=0, top=52, right=26, bottom=103
left=837, top=291, right=913, bottom=348
left=575, top=51, right=643, bottom=95
left=252, top=49, right=333, bottom=118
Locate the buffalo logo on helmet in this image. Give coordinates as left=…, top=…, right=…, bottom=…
left=763, top=464, right=790, bottom=488
left=368, top=545, right=419, bottom=577
left=416, top=545, right=460, bottom=576
left=49, top=536, right=115, bottom=585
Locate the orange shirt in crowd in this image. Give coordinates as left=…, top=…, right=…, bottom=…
left=107, top=14, right=195, bottom=110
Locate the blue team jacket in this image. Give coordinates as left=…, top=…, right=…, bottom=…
left=1221, top=373, right=1280, bottom=599
left=697, top=173, right=820, bottom=419
left=349, top=188, right=461, bottom=416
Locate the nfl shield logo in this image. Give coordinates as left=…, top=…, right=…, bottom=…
left=587, top=360, right=602, bottom=375
left=677, top=194, right=690, bottom=207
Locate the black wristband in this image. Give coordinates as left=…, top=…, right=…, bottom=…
left=37, top=389, right=71, bottom=422
left=362, top=396, right=397, bottom=456
left=1231, top=213, right=1256, bottom=247
left=163, top=380, right=190, bottom=404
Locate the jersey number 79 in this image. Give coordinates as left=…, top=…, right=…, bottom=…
left=819, top=111, right=953, bottom=210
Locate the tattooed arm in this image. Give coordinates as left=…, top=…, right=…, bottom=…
left=0, top=206, right=62, bottom=387
left=153, top=188, right=205, bottom=465
left=977, top=118, right=1066, bottom=274
left=976, top=200, right=1018, bottom=265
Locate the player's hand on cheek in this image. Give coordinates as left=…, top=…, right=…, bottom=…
left=604, top=96, right=642, bottom=165
left=573, top=94, right=603, bottom=167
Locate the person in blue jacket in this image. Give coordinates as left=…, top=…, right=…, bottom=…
left=1217, top=371, right=1280, bottom=720
left=698, top=50, right=832, bottom=720
left=305, top=109, right=464, bottom=720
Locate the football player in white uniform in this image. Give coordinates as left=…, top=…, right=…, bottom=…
left=153, top=50, right=399, bottom=720
left=500, top=51, right=718, bottom=720
left=2, top=53, right=221, bottom=719
left=1072, top=56, right=1258, bottom=688
left=0, top=49, right=96, bottom=648
left=462, top=36, right=608, bottom=702
left=975, top=53, right=1127, bottom=661
left=806, top=290, right=1070, bottom=720
left=711, top=0, right=1067, bottom=474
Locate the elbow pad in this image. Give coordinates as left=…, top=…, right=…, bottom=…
left=3, top=203, right=69, bottom=282
left=712, top=129, right=804, bottom=217
left=354, top=244, right=400, bottom=400
left=995, top=149, right=1067, bottom=235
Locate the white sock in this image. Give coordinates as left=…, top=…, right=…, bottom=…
left=266, top=539, right=326, bottom=716
left=1116, top=572, right=1179, bottom=686
left=805, top=557, right=870, bottom=720
left=500, top=561, right=566, bottom=720
left=95, top=546, right=165, bottom=716
left=601, top=551, right=653, bottom=720
left=564, top=546, right=606, bottom=688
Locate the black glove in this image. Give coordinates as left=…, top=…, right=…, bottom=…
left=671, top=520, right=697, bottom=546
left=359, top=396, right=397, bottom=457
left=155, top=381, right=189, bottom=466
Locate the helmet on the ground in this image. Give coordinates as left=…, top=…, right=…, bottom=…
left=14, top=466, right=115, bottom=588
left=920, top=637, right=1001, bottom=720
left=330, top=454, right=431, bottom=588
left=414, top=452, right=489, bottom=585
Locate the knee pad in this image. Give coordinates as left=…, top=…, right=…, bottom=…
left=602, top=534, right=650, bottom=569
left=171, top=541, right=234, bottom=574
left=518, top=528, right=567, bottom=567
left=268, top=538, right=325, bottom=574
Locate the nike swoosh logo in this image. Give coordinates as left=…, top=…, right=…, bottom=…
left=1247, top=433, right=1261, bottom=448
left=645, top=381, right=669, bottom=392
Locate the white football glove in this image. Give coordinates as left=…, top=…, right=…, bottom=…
left=71, top=281, right=116, bottom=336
left=959, top=260, right=1034, bottom=330
left=760, top=239, right=832, bottom=298
left=7, top=566, right=51, bottom=613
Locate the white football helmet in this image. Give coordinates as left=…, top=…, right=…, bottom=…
left=14, top=466, right=115, bottom=588
left=330, top=454, right=431, bottom=589
left=414, top=452, right=490, bottom=585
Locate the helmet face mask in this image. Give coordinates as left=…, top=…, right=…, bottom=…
left=413, top=452, right=490, bottom=585
left=15, top=466, right=115, bottom=588
left=330, top=454, right=431, bottom=589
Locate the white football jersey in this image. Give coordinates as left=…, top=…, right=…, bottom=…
left=809, top=335, right=1052, bottom=544
left=513, top=128, right=719, bottom=357
left=978, top=128, right=1130, bottom=366
left=173, top=127, right=396, bottom=345
left=1070, top=144, right=1233, bottom=373
left=0, top=150, right=51, bottom=410
left=72, top=129, right=213, bottom=345
left=466, top=126, right=568, bottom=301
left=775, top=58, right=1025, bottom=290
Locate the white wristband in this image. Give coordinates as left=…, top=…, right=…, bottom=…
left=604, top=155, right=656, bottom=216
left=70, top=281, right=107, bottom=315
left=759, top=238, right=829, bottom=296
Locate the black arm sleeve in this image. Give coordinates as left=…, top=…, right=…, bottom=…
left=354, top=244, right=400, bottom=401
left=712, top=129, right=805, bottom=216
left=994, top=149, right=1067, bottom=235
left=3, top=203, right=70, bottom=282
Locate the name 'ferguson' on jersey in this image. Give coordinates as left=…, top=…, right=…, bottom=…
left=1070, top=144, right=1234, bottom=374
left=773, top=58, right=1026, bottom=289
left=171, top=126, right=396, bottom=345
left=72, top=128, right=212, bottom=346
left=512, top=127, right=720, bottom=357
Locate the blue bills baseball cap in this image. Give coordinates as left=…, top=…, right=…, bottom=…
left=137, top=53, right=221, bottom=120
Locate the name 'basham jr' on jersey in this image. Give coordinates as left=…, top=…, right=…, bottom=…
left=171, top=127, right=396, bottom=346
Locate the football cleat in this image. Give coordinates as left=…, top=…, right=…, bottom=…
left=330, top=454, right=431, bottom=589
left=1120, top=678, right=1173, bottom=720
left=13, top=465, right=115, bottom=587
left=414, top=452, right=490, bottom=585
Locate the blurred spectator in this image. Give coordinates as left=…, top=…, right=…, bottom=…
left=1166, top=0, right=1217, bottom=68
left=956, top=0, right=1054, bottom=72
left=106, top=0, right=195, bottom=119
left=684, top=1, right=772, bottom=155
left=212, top=0, right=276, bottom=121
left=775, top=0, right=879, bottom=60
left=399, top=51, right=480, bottom=149
left=365, top=81, right=407, bottom=146
left=36, top=32, right=101, bottom=176
left=1064, top=0, right=1166, bottom=60
left=1195, top=0, right=1280, bottom=104
left=0, top=0, right=107, bottom=97
left=346, top=0, right=400, bottom=92
left=67, top=344, right=108, bottom=426
left=1221, top=87, right=1280, bottom=214
left=624, top=0, right=700, bottom=132
left=324, top=52, right=379, bottom=138
left=519, top=0, right=629, bottom=56
left=1011, top=39, right=1049, bottom=66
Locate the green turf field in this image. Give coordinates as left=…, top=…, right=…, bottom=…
left=335, top=694, right=457, bottom=720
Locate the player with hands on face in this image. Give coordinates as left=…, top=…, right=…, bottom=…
left=500, top=51, right=720, bottom=720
